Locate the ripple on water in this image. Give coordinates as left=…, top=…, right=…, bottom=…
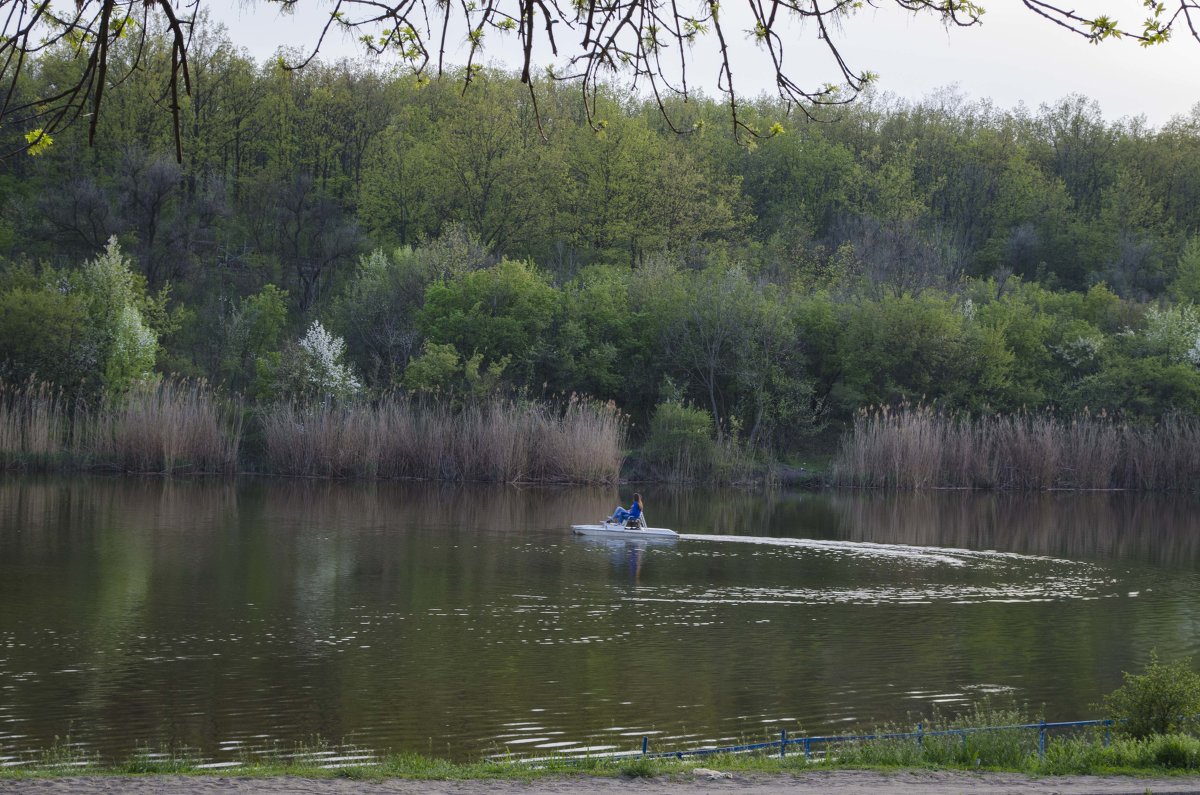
left=639, top=536, right=1113, bottom=605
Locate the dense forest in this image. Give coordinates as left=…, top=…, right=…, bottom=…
left=4, top=18, right=1200, bottom=471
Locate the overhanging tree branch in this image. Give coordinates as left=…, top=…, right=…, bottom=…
left=2, top=0, right=1199, bottom=157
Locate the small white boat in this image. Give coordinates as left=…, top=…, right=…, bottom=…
left=571, top=518, right=679, bottom=539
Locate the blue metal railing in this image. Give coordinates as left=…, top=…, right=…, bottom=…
left=544, top=717, right=1118, bottom=764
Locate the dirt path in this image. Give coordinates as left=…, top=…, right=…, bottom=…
left=3, top=771, right=1200, bottom=794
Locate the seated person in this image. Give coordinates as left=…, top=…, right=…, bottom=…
left=607, top=493, right=643, bottom=524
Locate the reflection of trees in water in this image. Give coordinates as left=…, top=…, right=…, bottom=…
left=0, top=474, right=239, bottom=561
left=0, top=478, right=619, bottom=637
left=243, top=479, right=615, bottom=536
left=0, top=476, right=630, bottom=758
left=10, top=475, right=1200, bottom=575
left=831, top=491, right=1200, bottom=566
left=0, top=475, right=243, bottom=752
left=645, top=488, right=837, bottom=537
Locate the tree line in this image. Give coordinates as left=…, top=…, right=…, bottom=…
left=4, top=19, right=1200, bottom=463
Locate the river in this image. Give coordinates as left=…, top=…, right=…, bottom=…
left=2, top=475, right=1198, bottom=766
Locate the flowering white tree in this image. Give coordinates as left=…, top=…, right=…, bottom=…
left=298, top=321, right=362, bottom=398
left=269, top=320, right=362, bottom=401
left=1142, top=305, right=1200, bottom=366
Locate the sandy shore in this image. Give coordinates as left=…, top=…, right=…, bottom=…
left=3, top=771, right=1200, bottom=794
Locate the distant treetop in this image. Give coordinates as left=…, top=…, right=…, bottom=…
left=2, top=0, right=1197, bottom=156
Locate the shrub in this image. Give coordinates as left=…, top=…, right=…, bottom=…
left=1148, top=733, right=1200, bottom=768
left=643, top=401, right=714, bottom=482
left=1103, top=652, right=1200, bottom=739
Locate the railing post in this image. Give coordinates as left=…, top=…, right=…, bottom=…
left=804, top=737, right=811, bottom=760
left=916, top=721, right=924, bottom=748
left=642, top=736, right=648, bottom=756
left=780, top=729, right=787, bottom=758
left=1038, top=720, right=1046, bottom=760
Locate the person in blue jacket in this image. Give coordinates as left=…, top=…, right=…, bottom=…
left=607, top=493, right=643, bottom=524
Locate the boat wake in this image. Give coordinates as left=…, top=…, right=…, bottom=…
left=676, top=534, right=1071, bottom=568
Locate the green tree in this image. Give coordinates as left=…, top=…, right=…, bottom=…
left=357, top=102, right=437, bottom=247
left=0, top=287, right=94, bottom=391
left=419, top=258, right=558, bottom=384
left=1168, top=237, right=1200, bottom=304
left=219, top=284, right=288, bottom=394
left=402, top=341, right=509, bottom=401
left=834, top=291, right=973, bottom=411
left=0, top=239, right=158, bottom=395
left=422, top=77, right=560, bottom=257
left=329, top=248, right=430, bottom=387
left=546, top=264, right=637, bottom=400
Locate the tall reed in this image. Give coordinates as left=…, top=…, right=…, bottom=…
left=258, top=396, right=624, bottom=484
left=0, top=379, right=240, bottom=473
left=0, top=381, right=70, bottom=468
left=73, top=380, right=242, bottom=473
left=833, top=405, right=1200, bottom=491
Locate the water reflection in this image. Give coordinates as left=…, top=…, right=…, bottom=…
left=2, top=475, right=1200, bottom=765
left=826, top=490, right=1200, bottom=566
left=571, top=537, right=678, bottom=584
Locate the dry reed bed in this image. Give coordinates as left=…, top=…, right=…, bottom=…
left=0, top=380, right=240, bottom=473
left=0, top=382, right=69, bottom=468
left=0, top=381, right=621, bottom=483
left=258, top=397, right=625, bottom=484
left=834, top=406, right=1200, bottom=490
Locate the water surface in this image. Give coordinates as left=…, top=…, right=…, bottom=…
left=2, top=476, right=1198, bottom=764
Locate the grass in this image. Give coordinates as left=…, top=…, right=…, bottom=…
left=76, top=380, right=242, bottom=474
left=10, top=710, right=1200, bottom=781
left=0, top=379, right=241, bottom=474
left=7, top=743, right=1200, bottom=780
left=833, top=405, right=1200, bottom=491
left=257, top=395, right=624, bottom=484
left=0, top=381, right=622, bottom=484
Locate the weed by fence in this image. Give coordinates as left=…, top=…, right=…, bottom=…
left=611, top=717, right=1111, bottom=765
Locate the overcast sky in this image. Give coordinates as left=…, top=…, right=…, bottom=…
left=211, top=0, right=1200, bottom=126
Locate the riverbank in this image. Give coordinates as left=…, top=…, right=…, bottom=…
left=4, top=771, right=1200, bottom=794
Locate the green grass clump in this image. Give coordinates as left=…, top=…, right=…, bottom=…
left=14, top=692, right=1200, bottom=783
left=830, top=703, right=1039, bottom=771
left=114, top=746, right=201, bottom=775
left=617, top=756, right=658, bottom=778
